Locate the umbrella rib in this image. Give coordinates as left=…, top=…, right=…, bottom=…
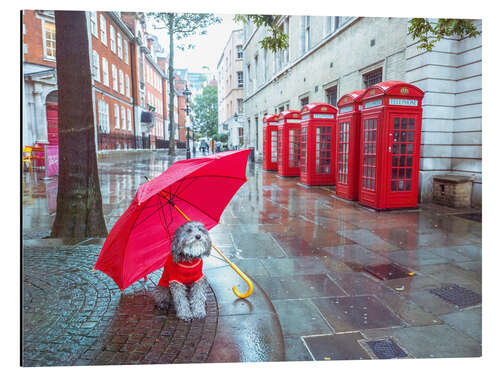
left=168, top=192, right=219, bottom=224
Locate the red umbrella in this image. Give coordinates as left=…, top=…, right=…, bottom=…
left=94, top=149, right=252, bottom=295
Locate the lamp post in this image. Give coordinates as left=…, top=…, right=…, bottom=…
left=183, top=86, right=192, bottom=159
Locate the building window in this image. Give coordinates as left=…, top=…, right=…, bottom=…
left=237, top=71, right=243, bottom=88
left=90, top=11, right=98, bottom=37
left=126, top=74, right=130, bottom=97
left=119, top=70, right=124, bottom=94
left=98, top=99, right=109, bottom=133
left=246, top=64, right=251, bottom=92
left=325, top=16, right=333, bottom=34
left=326, top=86, right=337, bottom=106
left=100, top=14, right=107, bottom=45
left=300, top=96, right=309, bottom=107
left=254, top=54, right=259, bottom=89
left=114, top=104, right=120, bottom=128
left=121, top=106, right=126, bottom=129
left=263, top=49, right=268, bottom=83
left=302, top=16, right=311, bottom=53
left=237, top=98, right=243, bottom=114
left=92, top=50, right=100, bottom=82
left=236, top=45, right=243, bottom=59
left=124, top=40, right=129, bottom=64
left=127, top=108, right=132, bottom=131
left=363, top=68, right=383, bottom=88
left=117, top=33, right=123, bottom=59
left=110, top=25, right=116, bottom=53
left=334, top=16, right=341, bottom=31
left=43, top=21, right=56, bottom=59
left=112, top=64, right=118, bottom=91
left=102, top=57, right=109, bottom=86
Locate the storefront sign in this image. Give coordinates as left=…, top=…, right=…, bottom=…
left=46, top=145, right=59, bottom=177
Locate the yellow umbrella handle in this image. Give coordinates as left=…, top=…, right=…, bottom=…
left=149, top=182, right=253, bottom=299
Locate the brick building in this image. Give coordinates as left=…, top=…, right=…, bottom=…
left=22, top=10, right=190, bottom=156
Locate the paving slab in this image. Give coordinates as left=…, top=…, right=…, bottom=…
left=440, top=307, right=482, bottom=342
left=303, top=333, right=371, bottom=360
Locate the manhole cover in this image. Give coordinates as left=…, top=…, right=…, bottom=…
left=429, top=284, right=481, bottom=308
left=455, top=212, right=482, bottom=223
left=366, top=338, right=408, bottom=359
left=363, top=263, right=413, bottom=280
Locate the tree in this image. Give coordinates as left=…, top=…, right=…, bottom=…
left=51, top=11, right=107, bottom=238
left=235, top=15, right=480, bottom=52
left=191, top=85, right=218, bottom=139
left=147, top=13, right=221, bottom=155
left=408, top=18, right=480, bottom=51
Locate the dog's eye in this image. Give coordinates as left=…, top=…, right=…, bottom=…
left=187, top=228, right=192, bottom=233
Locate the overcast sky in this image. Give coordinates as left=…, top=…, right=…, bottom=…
left=151, top=14, right=241, bottom=77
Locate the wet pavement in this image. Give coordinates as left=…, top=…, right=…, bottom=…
left=22, top=150, right=482, bottom=365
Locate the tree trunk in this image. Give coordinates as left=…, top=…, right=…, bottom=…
left=168, top=13, right=176, bottom=156
left=51, top=11, right=108, bottom=239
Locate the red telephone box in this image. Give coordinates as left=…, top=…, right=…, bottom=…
left=335, top=90, right=366, bottom=200
left=299, top=103, right=337, bottom=186
left=262, top=114, right=279, bottom=171
left=277, top=110, right=302, bottom=177
left=358, top=81, right=424, bottom=210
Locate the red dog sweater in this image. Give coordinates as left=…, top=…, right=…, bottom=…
left=158, top=253, right=204, bottom=287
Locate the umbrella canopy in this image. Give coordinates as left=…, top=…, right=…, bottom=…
left=94, top=149, right=250, bottom=291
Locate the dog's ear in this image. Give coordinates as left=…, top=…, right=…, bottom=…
left=171, top=225, right=184, bottom=262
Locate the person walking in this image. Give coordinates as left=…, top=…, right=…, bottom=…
left=216, top=140, right=221, bottom=153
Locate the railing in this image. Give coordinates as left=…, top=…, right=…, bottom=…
left=97, top=133, right=153, bottom=150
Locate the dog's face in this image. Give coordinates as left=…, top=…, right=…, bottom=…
left=171, top=221, right=212, bottom=263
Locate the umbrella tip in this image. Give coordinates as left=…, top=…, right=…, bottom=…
left=92, top=267, right=95, bottom=272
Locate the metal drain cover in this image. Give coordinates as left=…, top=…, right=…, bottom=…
left=430, top=284, right=481, bottom=308
left=363, top=263, right=413, bottom=280
left=455, top=212, right=482, bottom=223
left=366, top=338, right=408, bottom=359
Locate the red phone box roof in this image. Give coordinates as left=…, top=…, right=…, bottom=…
left=337, top=89, right=367, bottom=106
left=360, top=81, right=424, bottom=101
left=300, top=102, right=337, bottom=115
left=278, top=110, right=302, bottom=120
left=263, top=114, right=280, bottom=124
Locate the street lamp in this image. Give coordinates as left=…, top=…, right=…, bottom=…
left=183, top=86, right=192, bottom=159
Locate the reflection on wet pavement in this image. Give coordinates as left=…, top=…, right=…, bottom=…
left=23, top=151, right=482, bottom=361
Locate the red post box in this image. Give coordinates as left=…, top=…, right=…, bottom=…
left=277, top=110, right=302, bottom=177
left=358, top=81, right=424, bottom=209
left=335, top=90, right=366, bottom=200
left=262, top=114, right=280, bottom=171
left=299, top=103, right=337, bottom=186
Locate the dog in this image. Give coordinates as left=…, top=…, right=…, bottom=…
left=152, top=221, right=212, bottom=321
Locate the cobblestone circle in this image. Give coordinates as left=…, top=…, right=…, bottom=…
left=22, top=243, right=218, bottom=367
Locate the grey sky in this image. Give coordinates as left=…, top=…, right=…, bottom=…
left=151, top=14, right=241, bottom=77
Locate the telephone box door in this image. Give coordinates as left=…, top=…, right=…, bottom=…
left=386, top=113, right=421, bottom=206
left=359, top=115, right=380, bottom=206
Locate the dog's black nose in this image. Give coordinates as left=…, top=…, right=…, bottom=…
left=195, top=234, right=201, bottom=240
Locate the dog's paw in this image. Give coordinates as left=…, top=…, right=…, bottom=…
left=176, top=311, right=193, bottom=322
left=191, top=306, right=206, bottom=319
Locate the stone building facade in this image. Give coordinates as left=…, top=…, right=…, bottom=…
left=217, top=29, right=244, bottom=148
left=241, top=16, right=482, bottom=206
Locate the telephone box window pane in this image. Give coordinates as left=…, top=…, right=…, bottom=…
left=392, top=157, right=397, bottom=167
left=392, top=168, right=398, bottom=179
left=407, top=157, right=413, bottom=167
left=317, top=126, right=331, bottom=174
left=407, top=143, right=413, bottom=154
left=409, top=118, right=415, bottom=129
left=399, top=168, right=405, bottom=179
left=393, top=131, right=399, bottom=142
left=394, top=118, right=400, bottom=129
left=271, top=131, right=278, bottom=162
left=401, top=118, right=407, bottom=129
left=362, top=119, right=377, bottom=190
left=406, top=168, right=412, bottom=178
left=400, top=143, right=406, bottom=155
left=398, top=181, right=404, bottom=190
left=408, top=131, right=414, bottom=142
left=399, top=156, right=405, bottom=166
left=405, top=180, right=412, bottom=191
left=401, top=131, right=407, bottom=142
left=391, top=181, right=398, bottom=191
left=393, top=144, right=399, bottom=154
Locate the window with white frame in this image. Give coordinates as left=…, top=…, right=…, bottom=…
left=110, top=25, right=116, bottom=53
left=92, top=50, right=100, bottom=82
left=102, top=57, right=109, bottom=86
left=127, top=108, right=132, bottom=131
left=254, top=54, right=259, bottom=89
left=237, top=71, right=243, bottom=88
left=302, top=16, right=311, bottom=53
left=126, top=74, right=130, bottom=97
left=121, top=106, right=126, bottom=129
left=119, top=70, right=124, bottom=94
left=236, top=45, right=243, bottom=59
left=325, top=16, right=333, bottom=35
left=100, top=14, right=107, bottom=45
left=43, top=21, right=56, bottom=59
left=263, top=49, right=268, bottom=83
left=90, top=12, right=98, bottom=37
left=124, top=40, right=129, bottom=63
left=112, top=64, right=118, bottom=91
left=117, top=33, right=123, bottom=59
left=114, top=104, right=120, bottom=128
left=98, top=99, right=109, bottom=133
